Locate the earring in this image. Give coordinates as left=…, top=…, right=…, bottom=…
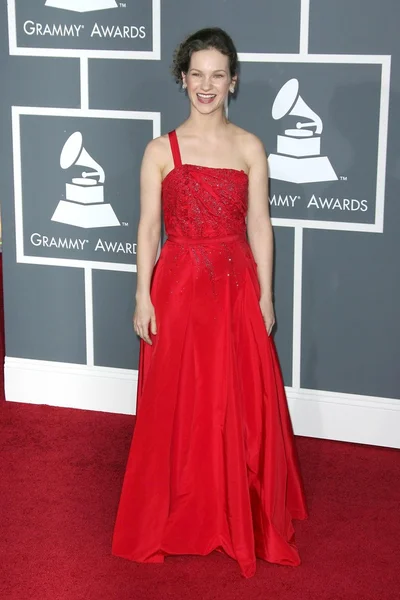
left=182, top=82, right=187, bottom=90
left=229, top=85, right=235, bottom=94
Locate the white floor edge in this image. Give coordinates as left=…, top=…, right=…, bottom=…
left=4, top=357, right=400, bottom=449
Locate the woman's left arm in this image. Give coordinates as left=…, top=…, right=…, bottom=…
left=245, top=134, right=275, bottom=335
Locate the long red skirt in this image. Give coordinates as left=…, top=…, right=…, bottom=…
left=112, top=236, right=308, bottom=578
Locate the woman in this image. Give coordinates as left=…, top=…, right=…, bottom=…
left=112, top=27, right=307, bottom=579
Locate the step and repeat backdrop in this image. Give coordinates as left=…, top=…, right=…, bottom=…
left=1, top=0, right=400, bottom=447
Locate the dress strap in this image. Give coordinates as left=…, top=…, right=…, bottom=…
left=168, top=130, right=182, bottom=168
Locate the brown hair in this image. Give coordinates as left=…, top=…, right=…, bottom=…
left=171, top=27, right=239, bottom=84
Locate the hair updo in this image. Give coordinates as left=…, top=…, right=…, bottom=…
left=171, top=27, right=239, bottom=84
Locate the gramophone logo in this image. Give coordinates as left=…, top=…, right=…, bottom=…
left=45, top=0, right=118, bottom=12
left=268, top=78, right=338, bottom=184
left=51, top=132, right=120, bottom=229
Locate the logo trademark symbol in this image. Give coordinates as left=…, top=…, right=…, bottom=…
left=340, top=176, right=348, bottom=181
left=119, top=2, right=127, bottom=7
left=122, top=222, right=129, bottom=226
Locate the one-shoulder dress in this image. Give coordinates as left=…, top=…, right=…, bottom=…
left=112, top=130, right=307, bottom=578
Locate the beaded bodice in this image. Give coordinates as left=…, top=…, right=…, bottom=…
left=162, top=132, right=248, bottom=239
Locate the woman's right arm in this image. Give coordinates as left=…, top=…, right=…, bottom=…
left=133, top=139, right=164, bottom=345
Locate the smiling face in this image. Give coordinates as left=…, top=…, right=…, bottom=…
left=182, top=48, right=236, bottom=115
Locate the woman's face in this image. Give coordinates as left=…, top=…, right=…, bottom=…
left=182, top=48, right=235, bottom=115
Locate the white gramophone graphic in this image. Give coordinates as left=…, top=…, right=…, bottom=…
left=45, top=0, right=118, bottom=12
left=51, top=132, right=120, bottom=228
left=268, top=78, right=338, bottom=184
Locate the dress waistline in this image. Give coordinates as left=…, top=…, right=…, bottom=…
left=167, top=233, right=246, bottom=245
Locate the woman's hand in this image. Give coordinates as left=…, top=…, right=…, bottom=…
left=133, top=296, right=157, bottom=345
left=259, top=295, right=275, bottom=336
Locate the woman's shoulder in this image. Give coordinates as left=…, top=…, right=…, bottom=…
left=229, top=124, right=266, bottom=165
left=230, top=124, right=265, bottom=152
left=144, top=133, right=170, bottom=155
left=142, top=133, right=172, bottom=168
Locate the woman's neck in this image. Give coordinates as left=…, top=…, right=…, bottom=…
left=181, top=106, right=230, bottom=137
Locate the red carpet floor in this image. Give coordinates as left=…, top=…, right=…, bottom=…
left=0, top=399, right=399, bottom=600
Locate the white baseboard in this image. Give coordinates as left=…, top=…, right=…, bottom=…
left=4, top=357, right=400, bottom=449
left=4, top=356, right=138, bottom=415
left=286, top=387, right=400, bottom=449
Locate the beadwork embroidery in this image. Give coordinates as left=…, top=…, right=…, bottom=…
left=162, top=165, right=248, bottom=240
left=161, top=164, right=252, bottom=297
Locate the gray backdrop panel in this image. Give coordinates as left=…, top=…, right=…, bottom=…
left=300, top=0, right=400, bottom=397
left=92, top=270, right=137, bottom=369
left=231, top=62, right=381, bottom=224
left=301, top=226, right=400, bottom=398
left=18, top=116, right=150, bottom=265
left=309, top=0, right=400, bottom=55
left=13, top=0, right=152, bottom=52
left=4, top=263, right=86, bottom=363
left=271, top=227, right=294, bottom=386
left=161, top=0, right=301, bottom=55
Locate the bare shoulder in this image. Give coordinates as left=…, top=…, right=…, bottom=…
left=229, top=125, right=266, bottom=164
left=142, top=134, right=170, bottom=167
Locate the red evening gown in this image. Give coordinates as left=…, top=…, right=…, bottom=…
left=112, top=130, right=308, bottom=578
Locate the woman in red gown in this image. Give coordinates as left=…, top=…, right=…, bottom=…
left=112, top=27, right=307, bottom=579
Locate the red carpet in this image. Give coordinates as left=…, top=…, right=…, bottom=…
left=0, top=398, right=399, bottom=600
left=0, top=254, right=4, bottom=400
